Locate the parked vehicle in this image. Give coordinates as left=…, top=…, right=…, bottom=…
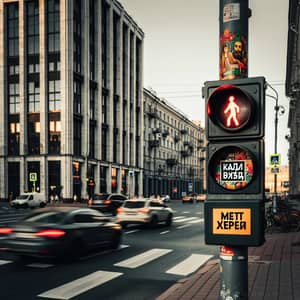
left=116, top=198, right=173, bottom=228
left=10, top=193, right=47, bottom=209
left=88, top=193, right=128, bottom=215
left=161, top=195, right=170, bottom=203
left=195, top=194, right=206, bottom=202
left=182, top=193, right=196, bottom=204
left=0, top=207, right=122, bottom=260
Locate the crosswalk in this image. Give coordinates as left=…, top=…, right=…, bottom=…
left=0, top=246, right=213, bottom=299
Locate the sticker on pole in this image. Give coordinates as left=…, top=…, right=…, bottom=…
left=209, top=146, right=254, bottom=191
left=212, top=208, right=251, bottom=235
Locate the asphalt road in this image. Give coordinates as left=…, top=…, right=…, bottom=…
left=0, top=201, right=219, bottom=300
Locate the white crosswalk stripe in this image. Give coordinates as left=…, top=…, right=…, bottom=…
left=114, top=248, right=173, bottom=269
left=173, top=217, right=198, bottom=223
left=0, top=259, right=12, bottom=266
left=38, top=271, right=123, bottom=299
left=27, top=263, right=54, bottom=268
left=188, top=218, right=204, bottom=224
left=166, top=254, right=213, bottom=276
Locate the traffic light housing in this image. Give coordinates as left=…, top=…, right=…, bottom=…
left=203, top=77, right=266, bottom=246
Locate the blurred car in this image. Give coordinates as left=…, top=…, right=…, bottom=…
left=182, top=193, right=196, bottom=204
left=0, top=207, right=122, bottom=260
left=195, top=194, right=206, bottom=202
left=10, top=192, right=47, bottom=209
left=88, top=193, right=128, bottom=215
left=116, top=198, right=173, bottom=228
left=161, top=195, right=170, bottom=203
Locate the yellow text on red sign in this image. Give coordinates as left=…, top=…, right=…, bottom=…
left=212, top=208, right=251, bottom=235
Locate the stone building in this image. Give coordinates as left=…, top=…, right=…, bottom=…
left=143, top=88, right=206, bottom=198
left=286, top=0, right=300, bottom=197
left=0, top=0, right=144, bottom=201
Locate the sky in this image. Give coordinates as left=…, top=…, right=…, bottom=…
left=119, top=0, right=290, bottom=166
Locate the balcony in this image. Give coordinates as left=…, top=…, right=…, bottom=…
left=166, top=158, right=178, bottom=166
left=149, top=140, right=160, bottom=148
left=162, top=130, right=170, bottom=137
left=174, top=135, right=180, bottom=143
left=152, top=128, right=161, bottom=134
left=180, top=128, right=188, bottom=135
left=147, top=110, right=158, bottom=118
left=181, top=150, right=190, bottom=157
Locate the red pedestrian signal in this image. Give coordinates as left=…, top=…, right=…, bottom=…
left=204, top=77, right=264, bottom=140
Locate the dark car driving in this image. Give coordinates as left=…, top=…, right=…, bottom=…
left=0, top=207, right=122, bottom=260
left=88, top=193, right=128, bottom=215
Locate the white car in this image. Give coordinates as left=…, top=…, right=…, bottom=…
left=116, top=198, right=173, bottom=228
left=10, top=193, right=47, bottom=209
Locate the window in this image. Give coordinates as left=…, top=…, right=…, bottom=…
left=74, top=118, right=82, bottom=156
left=7, top=3, right=19, bottom=57
left=74, top=80, right=82, bottom=114
left=28, top=81, right=40, bottom=112
left=48, top=80, right=60, bottom=111
left=26, top=0, right=39, bottom=55
left=73, top=0, right=81, bottom=73
left=47, top=0, right=60, bottom=53
left=9, top=83, right=20, bottom=113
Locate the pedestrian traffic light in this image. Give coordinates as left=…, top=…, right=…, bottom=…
left=205, top=77, right=265, bottom=140
left=203, top=77, right=266, bottom=246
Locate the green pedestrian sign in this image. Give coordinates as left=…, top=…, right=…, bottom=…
left=29, top=172, right=37, bottom=182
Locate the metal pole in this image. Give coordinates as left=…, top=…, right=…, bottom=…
left=267, top=84, right=279, bottom=213
left=219, top=1, right=249, bottom=299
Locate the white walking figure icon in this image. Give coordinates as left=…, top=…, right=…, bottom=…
left=224, top=96, right=240, bottom=127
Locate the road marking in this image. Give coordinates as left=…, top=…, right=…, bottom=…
left=176, top=224, right=191, bottom=229
left=124, top=229, right=140, bottom=234
left=27, top=263, right=54, bottom=268
left=114, top=248, right=173, bottom=269
left=166, top=254, right=213, bottom=276
left=160, top=230, right=170, bottom=235
left=173, top=217, right=198, bottom=223
left=183, top=211, right=190, bottom=214
left=38, top=271, right=123, bottom=299
left=119, top=244, right=130, bottom=250
left=0, top=259, right=12, bottom=266
left=188, top=218, right=204, bottom=224
left=173, top=216, right=185, bottom=220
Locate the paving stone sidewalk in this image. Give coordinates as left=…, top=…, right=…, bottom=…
left=157, top=231, right=300, bottom=300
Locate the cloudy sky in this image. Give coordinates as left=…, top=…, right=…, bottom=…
left=119, top=0, right=290, bottom=166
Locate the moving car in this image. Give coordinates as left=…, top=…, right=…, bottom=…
left=10, top=192, right=47, bottom=209
left=116, top=198, right=173, bottom=228
left=88, top=193, right=128, bottom=215
left=195, top=194, right=206, bottom=202
left=0, top=207, right=122, bottom=260
left=182, top=193, right=197, bottom=204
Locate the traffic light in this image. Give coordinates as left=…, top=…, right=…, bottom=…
left=203, top=77, right=266, bottom=246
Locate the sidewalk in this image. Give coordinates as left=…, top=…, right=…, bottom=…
left=157, top=230, right=300, bottom=300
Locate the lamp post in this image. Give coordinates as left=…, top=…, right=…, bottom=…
left=267, top=83, right=285, bottom=213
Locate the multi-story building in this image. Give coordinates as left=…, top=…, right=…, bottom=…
left=0, top=0, right=144, bottom=202
left=143, top=88, right=206, bottom=199
left=286, top=0, right=300, bottom=197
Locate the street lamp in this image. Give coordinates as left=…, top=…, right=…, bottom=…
left=266, top=83, right=285, bottom=213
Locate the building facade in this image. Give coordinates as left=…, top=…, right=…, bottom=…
left=0, top=0, right=144, bottom=201
left=286, top=0, right=300, bottom=197
left=143, top=88, right=206, bottom=199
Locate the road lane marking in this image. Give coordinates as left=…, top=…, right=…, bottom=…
left=183, top=211, right=190, bottom=214
left=38, top=271, right=123, bottom=299
left=0, top=259, right=12, bottom=266
left=124, top=230, right=140, bottom=234
left=188, top=218, right=204, bottom=224
left=173, top=217, right=198, bottom=223
left=114, top=248, right=173, bottom=269
left=160, top=230, right=170, bottom=235
left=173, top=216, right=185, bottom=220
left=27, top=263, right=54, bottom=268
left=166, top=254, right=213, bottom=276
left=176, top=224, right=191, bottom=229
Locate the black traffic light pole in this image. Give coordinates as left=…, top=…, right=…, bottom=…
left=219, top=1, right=250, bottom=299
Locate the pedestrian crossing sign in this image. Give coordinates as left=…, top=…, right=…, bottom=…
left=270, top=154, right=281, bottom=166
